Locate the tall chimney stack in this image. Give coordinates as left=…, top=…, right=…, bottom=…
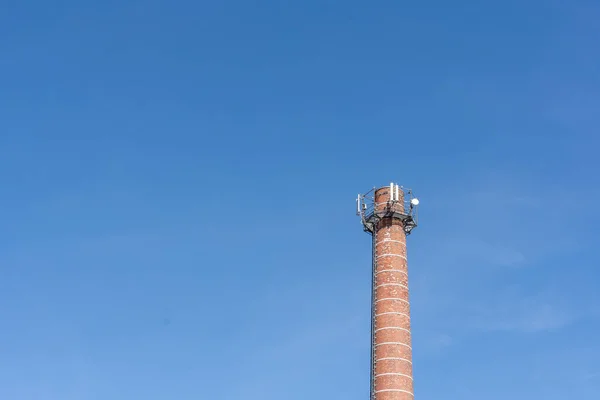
left=356, top=184, right=419, bottom=400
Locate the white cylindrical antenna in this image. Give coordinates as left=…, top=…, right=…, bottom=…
left=395, top=185, right=400, bottom=202
left=356, top=195, right=361, bottom=215
left=390, top=183, right=394, bottom=201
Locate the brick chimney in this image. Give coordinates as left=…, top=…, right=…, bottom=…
left=372, top=186, right=413, bottom=399
left=357, top=184, right=418, bottom=400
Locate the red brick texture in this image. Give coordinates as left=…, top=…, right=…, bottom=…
left=372, top=186, right=414, bottom=399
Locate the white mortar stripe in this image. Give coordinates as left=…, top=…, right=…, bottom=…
left=374, top=327, right=411, bottom=334
left=374, top=342, right=412, bottom=349
left=376, top=283, right=409, bottom=290
left=375, top=312, right=411, bottom=318
left=375, top=297, right=410, bottom=305
left=376, top=357, right=412, bottom=364
left=376, top=269, right=408, bottom=276
left=376, top=254, right=407, bottom=260
left=375, top=389, right=414, bottom=396
left=375, top=373, right=413, bottom=380
left=376, top=239, right=406, bottom=246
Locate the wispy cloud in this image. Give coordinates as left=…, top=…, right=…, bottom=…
left=478, top=302, right=576, bottom=333
left=221, top=312, right=365, bottom=400
left=467, top=283, right=584, bottom=334
left=417, top=332, right=454, bottom=355
left=411, top=172, right=598, bottom=341
left=436, top=236, right=527, bottom=268
left=580, top=371, right=600, bottom=382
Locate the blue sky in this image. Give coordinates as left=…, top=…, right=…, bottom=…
left=1, top=0, right=599, bottom=399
